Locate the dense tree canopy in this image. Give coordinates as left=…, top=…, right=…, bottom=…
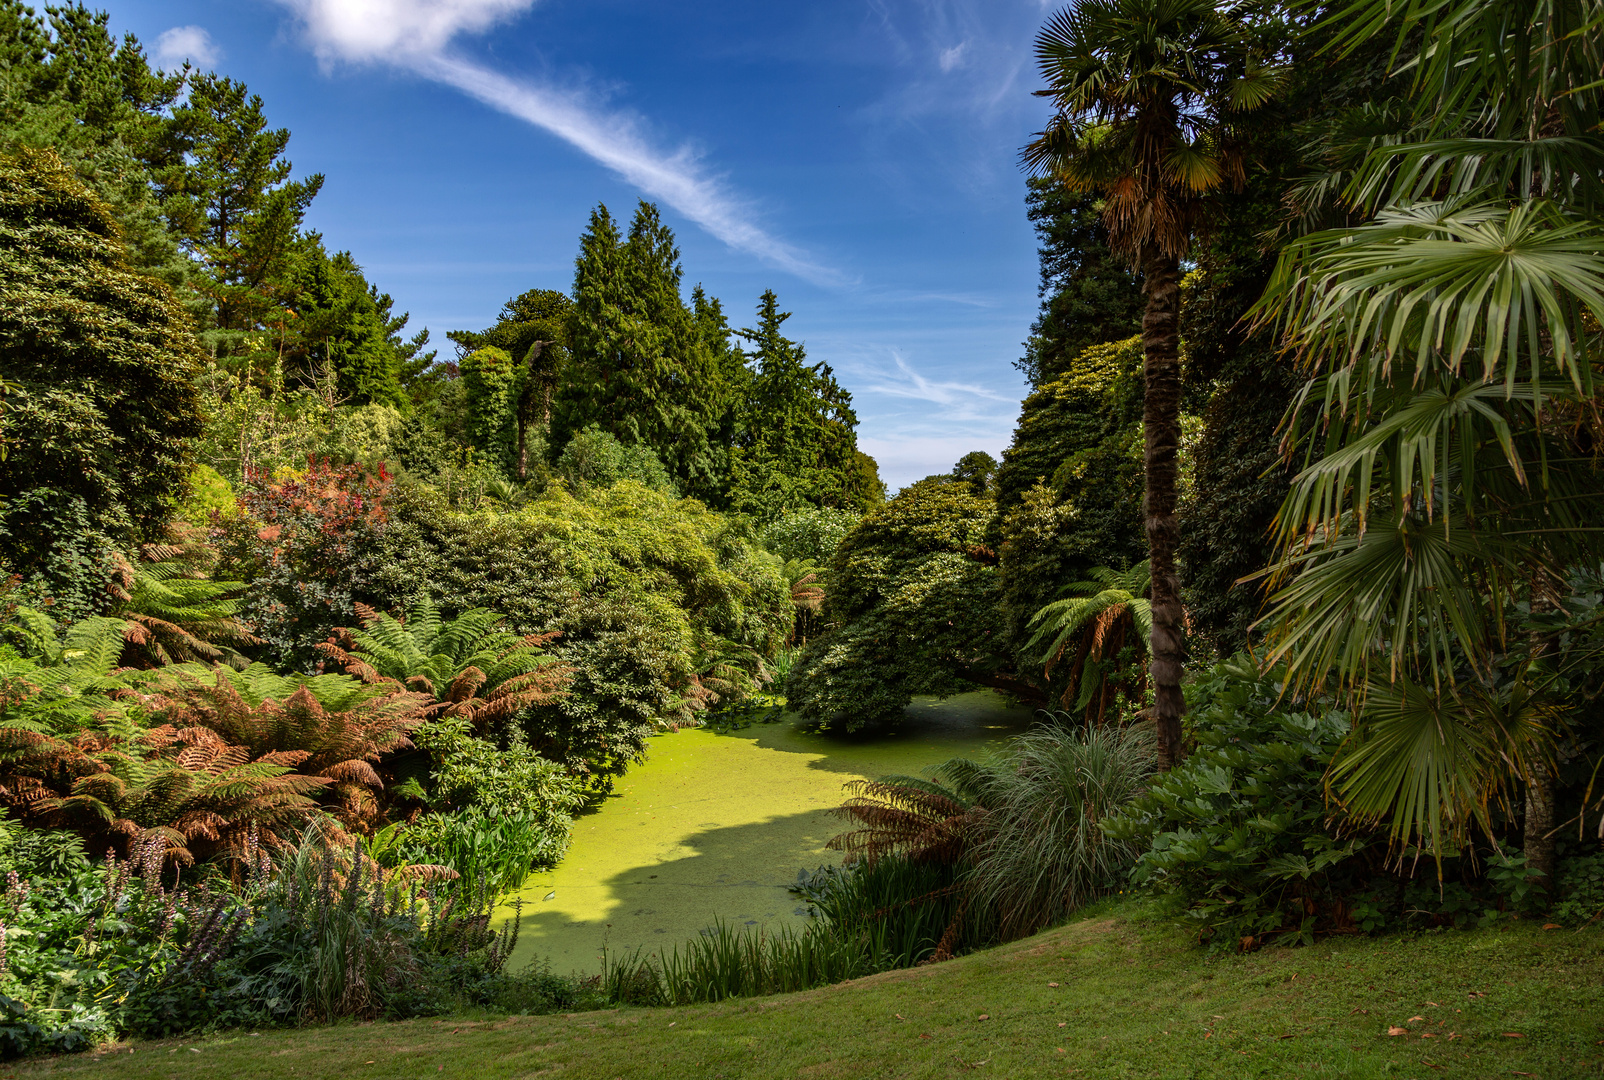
left=0, top=149, right=203, bottom=618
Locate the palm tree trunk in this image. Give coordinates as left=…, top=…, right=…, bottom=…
left=1140, top=244, right=1186, bottom=769
left=1526, top=569, right=1556, bottom=882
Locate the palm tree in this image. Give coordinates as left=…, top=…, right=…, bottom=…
left=1025, top=561, right=1153, bottom=726
left=1252, top=0, right=1604, bottom=870
left=1022, top=0, right=1283, bottom=767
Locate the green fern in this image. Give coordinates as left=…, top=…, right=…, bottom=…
left=1025, top=562, right=1153, bottom=723
left=320, top=597, right=570, bottom=735
left=0, top=609, right=137, bottom=733
left=110, top=546, right=258, bottom=668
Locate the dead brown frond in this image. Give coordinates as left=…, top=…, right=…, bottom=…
left=828, top=775, right=985, bottom=868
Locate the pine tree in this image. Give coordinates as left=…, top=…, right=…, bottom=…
left=554, top=202, right=721, bottom=499
left=728, top=290, right=881, bottom=517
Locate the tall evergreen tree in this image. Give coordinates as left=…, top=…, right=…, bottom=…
left=1017, top=180, right=1143, bottom=389
left=0, top=149, right=203, bottom=617
left=155, top=72, right=323, bottom=357
left=728, top=290, right=880, bottom=516
left=554, top=202, right=721, bottom=499
left=451, top=288, right=572, bottom=480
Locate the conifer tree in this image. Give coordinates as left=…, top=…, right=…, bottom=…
left=554, top=202, right=721, bottom=499
left=728, top=290, right=881, bottom=516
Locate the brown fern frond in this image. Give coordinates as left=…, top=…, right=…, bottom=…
left=445, top=667, right=487, bottom=704
left=391, top=863, right=460, bottom=882
left=321, top=759, right=383, bottom=787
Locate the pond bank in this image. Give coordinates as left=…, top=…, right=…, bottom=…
left=499, top=691, right=1034, bottom=974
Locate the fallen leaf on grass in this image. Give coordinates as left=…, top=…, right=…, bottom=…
left=1424, top=1001, right=1439, bottom=1007
left=1278, top=1034, right=1294, bottom=1040
left=1055, top=1048, right=1065, bottom=1053
left=1503, top=1033, right=1525, bottom=1038
left=1388, top=1027, right=1409, bottom=1036
left=1542, top=924, right=1560, bottom=930
left=895, top=1015, right=904, bottom=1020
left=1058, top=1022, right=1067, bottom=1028
left=1048, top=982, right=1059, bottom=988
left=977, top=1014, right=989, bottom=1021
left=919, top=1034, right=931, bottom=1040
left=1409, top=1016, right=1425, bottom=1022
left=1421, top=1060, right=1443, bottom=1070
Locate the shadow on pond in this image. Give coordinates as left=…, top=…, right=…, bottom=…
left=500, top=691, right=1035, bottom=975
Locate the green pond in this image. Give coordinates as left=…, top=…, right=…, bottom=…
left=497, top=691, right=1034, bottom=975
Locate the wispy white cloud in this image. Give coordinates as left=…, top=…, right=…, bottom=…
left=271, top=0, right=837, bottom=284
left=859, top=351, right=1010, bottom=409
left=154, top=25, right=221, bottom=69
left=937, top=41, right=968, bottom=72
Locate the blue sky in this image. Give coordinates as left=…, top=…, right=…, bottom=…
left=102, top=1, right=1058, bottom=489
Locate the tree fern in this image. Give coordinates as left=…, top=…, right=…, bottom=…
left=319, top=597, right=570, bottom=737
left=137, top=667, right=431, bottom=830
left=0, top=610, right=137, bottom=733
left=1024, top=562, right=1153, bottom=723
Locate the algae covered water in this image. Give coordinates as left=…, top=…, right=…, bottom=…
left=499, top=691, right=1033, bottom=974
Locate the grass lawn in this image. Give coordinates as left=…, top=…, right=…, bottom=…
left=14, top=905, right=1603, bottom=1080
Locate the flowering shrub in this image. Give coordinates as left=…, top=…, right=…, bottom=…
left=218, top=460, right=394, bottom=672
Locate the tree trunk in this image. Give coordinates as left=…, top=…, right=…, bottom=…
left=1526, top=760, right=1556, bottom=880
left=1525, top=570, right=1556, bottom=881
left=1140, top=244, right=1186, bottom=769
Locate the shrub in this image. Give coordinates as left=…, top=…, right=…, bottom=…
left=758, top=507, right=860, bottom=565
left=554, top=425, right=677, bottom=494
left=138, top=663, right=431, bottom=831
left=216, top=460, right=393, bottom=672
left=786, top=478, right=1008, bottom=731
left=827, top=722, right=1153, bottom=950
left=410, top=716, right=583, bottom=844
left=1102, top=659, right=1369, bottom=947
left=368, top=480, right=791, bottom=789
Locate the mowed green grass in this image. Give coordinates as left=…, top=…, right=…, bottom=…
left=16, top=907, right=1604, bottom=1080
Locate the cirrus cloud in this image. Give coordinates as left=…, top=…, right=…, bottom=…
left=270, top=0, right=839, bottom=284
